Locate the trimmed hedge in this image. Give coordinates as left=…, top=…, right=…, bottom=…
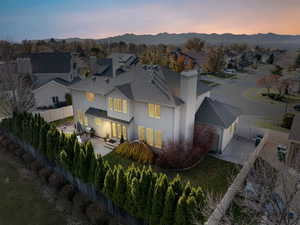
left=0, top=112, right=206, bottom=225
left=115, top=141, right=155, bottom=164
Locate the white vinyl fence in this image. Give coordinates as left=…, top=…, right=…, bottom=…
left=33, top=105, right=73, bottom=122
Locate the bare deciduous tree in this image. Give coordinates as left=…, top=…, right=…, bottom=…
left=0, top=62, right=34, bottom=117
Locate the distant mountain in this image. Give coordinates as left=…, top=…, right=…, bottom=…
left=96, top=32, right=300, bottom=49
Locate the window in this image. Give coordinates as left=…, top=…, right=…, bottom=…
left=78, top=111, right=88, bottom=126
left=148, top=103, right=160, bottom=119
left=123, top=99, right=127, bottom=113
left=146, top=128, right=154, bottom=146
left=108, top=97, right=113, bottom=110
left=112, top=122, right=117, bottom=137
left=138, top=126, right=145, bottom=141
left=95, top=118, right=102, bottom=126
left=86, top=92, right=95, bottom=102
left=113, top=98, right=122, bottom=112
left=155, top=130, right=162, bottom=149
left=117, top=124, right=122, bottom=138
left=122, top=126, right=127, bottom=140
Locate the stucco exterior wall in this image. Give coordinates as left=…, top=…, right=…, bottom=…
left=34, top=81, right=69, bottom=107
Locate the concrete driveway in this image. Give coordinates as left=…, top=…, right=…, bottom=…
left=212, top=136, right=256, bottom=165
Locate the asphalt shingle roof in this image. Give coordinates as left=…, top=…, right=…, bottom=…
left=195, top=97, right=240, bottom=128
left=27, top=52, right=71, bottom=74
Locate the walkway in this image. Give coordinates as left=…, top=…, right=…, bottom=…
left=91, top=138, right=112, bottom=156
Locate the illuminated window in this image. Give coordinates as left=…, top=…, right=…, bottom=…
left=108, top=97, right=113, bottom=110
left=112, top=122, right=117, bottom=137
left=138, top=126, right=145, bottom=141
left=155, top=130, right=162, bottom=149
left=123, top=99, right=127, bottom=113
left=77, top=111, right=88, bottom=126
left=146, top=128, right=154, bottom=146
left=117, top=124, right=122, bottom=138
left=85, top=92, right=95, bottom=102
left=113, top=98, right=122, bottom=112
left=95, top=118, right=102, bottom=126
left=122, top=126, right=127, bottom=140
left=148, top=103, right=160, bottom=119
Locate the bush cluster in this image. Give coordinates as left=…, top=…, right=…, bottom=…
left=0, top=112, right=206, bottom=225
left=115, top=141, right=155, bottom=164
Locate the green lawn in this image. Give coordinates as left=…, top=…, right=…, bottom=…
left=50, top=116, right=74, bottom=127
left=244, top=88, right=300, bottom=105
left=199, top=79, right=220, bottom=87
left=0, top=155, right=66, bottom=225
left=255, top=119, right=290, bottom=133
left=104, top=152, right=240, bottom=194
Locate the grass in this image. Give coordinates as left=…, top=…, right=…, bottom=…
left=243, top=88, right=300, bottom=105
left=0, top=155, right=66, bottom=225
left=50, top=116, right=74, bottom=127
left=104, top=152, right=240, bottom=195
left=255, top=119, right=290, bottom=133
left=199, top=79, right=220, bottom=87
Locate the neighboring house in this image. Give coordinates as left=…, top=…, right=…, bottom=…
left=17, top=52, right=81, bottom=108
left=287, top=114, right=300, bottom=172
left=90, top=53, right=138, bottom=77
left=70, top=64, right=239, bottom=153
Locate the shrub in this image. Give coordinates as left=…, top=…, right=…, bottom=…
left=281, top=113, right=295, bottom=129
left=115, top=141, right=155, bottom=164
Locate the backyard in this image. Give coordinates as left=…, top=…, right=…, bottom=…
left=104, top=152, right=240, bottom=195
left=0, top=153, right=66, bottom=225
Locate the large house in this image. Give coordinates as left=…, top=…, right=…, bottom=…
left=69, top=64, right=240, bottom=153
left=17, top=52, right=81, bottom=108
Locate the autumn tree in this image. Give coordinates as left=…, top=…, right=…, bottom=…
left=185, top=38, right=205, bottom=52
left=204, top=46, right=225, bottom=74
left=256, top=74, right=281, bottom=94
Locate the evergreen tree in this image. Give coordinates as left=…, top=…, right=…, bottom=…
left=114, top=165, right=127, bottom=207
left=59, top=149, right=68, bottom=169
left=88, top=152, right=97, bottom=184
left=174, top=195, right=188, bottom=225
left=150, top=174, right=168, bottom=225
left=103, top=167, right=115, bottom=198
left=128, top=177, right=139, bottom=217
left=170, top=174, right=183, bottom=200
left=38, top=124, right=49, bottom=154
left=84, top=142, right=95, bottom=182
left=186, top=195, right=197, bottom=225
left=78, top=147, right=86, bottom=180
left=160, top=186, right=176, bottom=225
left=94, top=156, right=109, bottom=191
left=183, top=181, right=192, bottom=196
left=72, top=141, right=81, bottom=176
left=136, top=167, right=152, bottom=218
left=146, top=171, right=157, bottom=221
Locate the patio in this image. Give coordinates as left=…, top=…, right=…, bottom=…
left=90, top=137, right=113, bottom=156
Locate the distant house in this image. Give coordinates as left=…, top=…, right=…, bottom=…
left=17, top=52, right=81, bottom=108
left=70, top=64, right=240, bottom=153
left=90, top=53, right=138, bottom=78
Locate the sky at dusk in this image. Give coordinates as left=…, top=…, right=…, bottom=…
left=1, top=0, right=300, bottom=41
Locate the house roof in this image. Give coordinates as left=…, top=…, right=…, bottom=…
left=33, top=77, right=81, bottom=90
left=26, top=52, right=72, bottom=74
left=85, top=107, right=134, bottom=124
left=195, top=97, right=240, bottom=128
left=94, top=58, right=113, bottom=77
left=289, top=114, right=300, bottom=142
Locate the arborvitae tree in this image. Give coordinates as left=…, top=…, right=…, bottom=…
left=38, top=124, right=49, bottom=154
left=78, top=147, right=87, bottom=180
left=30, top=118, right=35, bottom=145
left=190, top=187, right=205, bottom=223
left=136, top=167, right=152, bottom=218
left=88, top=152, right=97, bottom=184
left=124, top=166, right=138, bottom=211
left=186, top=195, right=197, bottom=225
left=160, top=186, right=176, bottom=225
left=72, top=141, right=81, bottom=175
left=59, top=149, right=68, bottom=169
left=128, top=177, right=139, bottom=217
left=170, top=174, right=183, bottom=200
left=174, top=195, right=188, bottom=225
left=65, top=133, right=77, bottom=169
left=103, top=167, right=115, bottom=198
left=46, top=129, right=54, bottom=160
left=94, top=156, right=109, bottom=191
left=150, top=174, right=168, bottom=225
left=183, top=181, right=192, bottom=196
left=84, top=142, right=95, bottom=182
left=146, top=171, right=157, bottom=221
left=114, top=165, right=127, bottom=207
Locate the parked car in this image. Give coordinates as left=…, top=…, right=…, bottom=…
left=294, top=104, right=300, bottom=112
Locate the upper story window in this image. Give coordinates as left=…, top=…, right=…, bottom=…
left=148, top=103, right=160, bottom=119
left=86, top=92, right=95, bottom=102
left=109, top=97, right=128, bottom=114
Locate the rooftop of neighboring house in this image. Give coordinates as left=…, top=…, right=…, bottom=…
left=289, top=114, right=300, bottom=143
left=70, top=65, right=211, bottom=107
left=24, top=52, right=72, bottom=74
left=195, top=97, right=241, bottom=128
left=33, top=77, right=81, bottom=90
left=170, top=48, right=208, bottom=68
